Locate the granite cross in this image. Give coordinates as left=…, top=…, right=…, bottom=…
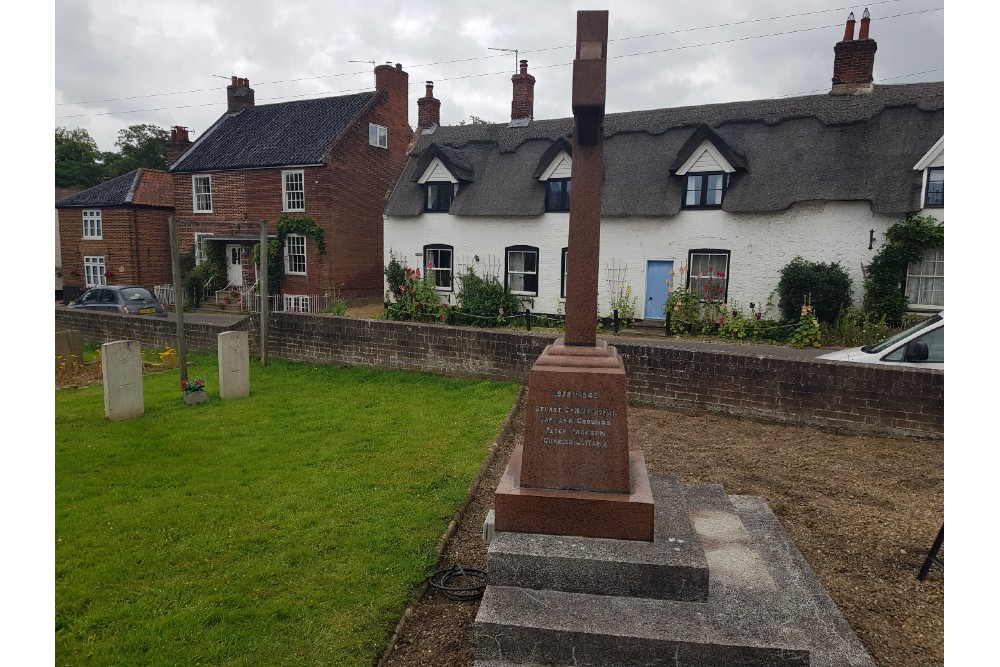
left=563, top=10, right=609, bottom=347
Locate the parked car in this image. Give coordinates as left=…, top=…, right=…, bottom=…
left=818, top=312, right=943, bottom=369
left=67, top=285, right=167, bottom=317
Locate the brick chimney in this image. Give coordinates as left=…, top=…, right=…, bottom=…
left=417, top=81, right=441, bottom=130
left=831, top=9, right=877, bottom=95
left=511, top=59, right=535, bottom=121
left=165, top=126, right=192, bottom=166
left=227, top=76, right=255, bottom=113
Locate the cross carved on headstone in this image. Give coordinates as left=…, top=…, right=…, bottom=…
left=563, top=10, right=609, bottom=347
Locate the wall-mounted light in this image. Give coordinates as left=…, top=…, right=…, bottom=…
left=474, top=255, right=480, bottom=262
left=868, top=229, right=875, bottom=250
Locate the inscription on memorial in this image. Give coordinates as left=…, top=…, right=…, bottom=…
left=536, top=389, right=617, bottom=447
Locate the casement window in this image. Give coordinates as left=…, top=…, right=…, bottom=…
left=369, top=123, right=388, bottom=149
left=193, top=175, right=213, bottom=212
left=194, top=232, right=213, bottom=265
left=84, top=256, right=106, bottom=286
left=687, top=250, right=730, bottom=302
left=560, top=247, right=569, bottom=298
left=423, top=244, right=454, bottom=290
left=506, top=245, right=539, bottom=296
left=284, top=295, right=310, bottom=313
left=546, top=179, right=571, bottom=211
left=905, top=247, right=944, bottom=309
left=924, top=167, right=943, bottom=207
left=282, top=170, right=305, bottom=211
left=284, top=234, right=307, bottom=275
left=82, top=210, right=102, bottom=239
left=683, top=172, right=725, bottom=208
left=425, top=182, right=453, bottom=212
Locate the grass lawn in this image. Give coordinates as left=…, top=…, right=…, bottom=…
left=55, top=355, right=519, bottom=666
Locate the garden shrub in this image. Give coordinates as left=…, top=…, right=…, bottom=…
left=384, top=265, right=447, bottom=323
left=455, top=267, right=523, bottom=327
left=777, top=257, right=852, bottom=323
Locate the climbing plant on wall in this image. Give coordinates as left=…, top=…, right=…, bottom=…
left=863, top=215, right=943, bottom=326
left=276, top=215, right=325, bottom=254
left=249, top=216, right=326, bottom=295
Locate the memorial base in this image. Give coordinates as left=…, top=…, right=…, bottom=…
left=494, top=444, right=655, bottom=541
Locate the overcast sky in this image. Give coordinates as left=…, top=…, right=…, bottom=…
left=54, top=0, right=944, bottom=152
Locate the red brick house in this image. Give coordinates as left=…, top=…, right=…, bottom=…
left=56, top=169, right=174, bottom=302
left=167, top=63, right=412, bottom=310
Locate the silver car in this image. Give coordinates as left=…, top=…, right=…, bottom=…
left=818, top=312, right=943, bottom=369
left=68, top=285, right=167, bottom=317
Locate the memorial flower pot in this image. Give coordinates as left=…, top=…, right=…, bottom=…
left=181, top=378, right=208, bottom=404
left=183, top=390, right=208, bottom=404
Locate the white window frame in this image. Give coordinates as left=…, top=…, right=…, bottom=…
left=82, top=209, right=102, bottom=239
left=284, top=294, right=310, bottom=313
left=905, top=247, right=944, bottom=310
left=284, top=234, right=307, bottom=275
left=282, top=170, right=305, bottom=212
left=84, top=256, right=106, bottom=286
left=506, top=247, right=539, bottom=296
left=192, top=175, right=213, bottom=212
left=369, top=123, right=388, bottom=149
left=423, top=244, right=453, bottom=291
left=687, top=250, right=730, bottom=302
left=194, top=232, right=213, bottom=265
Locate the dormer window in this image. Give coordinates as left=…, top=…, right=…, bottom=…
left=684, top=173, right=725, bottom=208
left=672, top=129, right=741, bottom=211
left=913, top=136, right=943, bottom=210
left=925, top=167, right=943, bottom=207
left=425, top=183, right=453, bottom=212
left=545, top=179, right=571, bottom=211
left=537, top=146, right=572, bottom=212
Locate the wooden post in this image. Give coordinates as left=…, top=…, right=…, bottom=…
left=259, top=219, right=269, bottom=365
left=168, top=215, right=188, bottom=382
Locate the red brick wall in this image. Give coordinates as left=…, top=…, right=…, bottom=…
left=58, top=206, right=172, bottom=293
left=55, top=309, right=944, bottom=439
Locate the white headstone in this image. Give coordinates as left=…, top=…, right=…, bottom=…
left=218, top=331, right=250, bottom=399
left=102, top=340, right=144, bottom=421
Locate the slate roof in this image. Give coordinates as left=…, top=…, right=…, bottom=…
left=384, top=82, right=944, bottom=217
left=56, top=169, right=174, bottom=209
left=170, top=92, right=378, bottom=172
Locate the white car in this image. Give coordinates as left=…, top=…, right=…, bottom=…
left=818, top=312, right=943, bottom=370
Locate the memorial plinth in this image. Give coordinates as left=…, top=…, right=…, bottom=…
left=494, top=339, right=654, bottom=542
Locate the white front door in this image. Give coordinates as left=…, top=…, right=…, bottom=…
left=226, top=244, right=243, bottom=286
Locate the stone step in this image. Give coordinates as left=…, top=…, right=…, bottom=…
left=474, top=475, right=876, bottom=667
left=487, top=474, right=708, bottom=601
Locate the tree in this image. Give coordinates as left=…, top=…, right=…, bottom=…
left=55, top=127, right=107, bottom=188
left=103, top=124, right=170, bottom=176
left=456, top=115, right=493, bottom=125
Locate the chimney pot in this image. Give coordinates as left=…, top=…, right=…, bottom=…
left=843, top=12, right=856, bottom=41
left=859, top=8, right=871, bottom=40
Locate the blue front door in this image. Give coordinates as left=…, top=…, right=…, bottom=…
left=644, top=260, right=673, bottom=319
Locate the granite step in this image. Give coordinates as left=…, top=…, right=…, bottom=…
left=487, top=474, right=708, bottom=601
left=474, top=475, right=875, bottom=667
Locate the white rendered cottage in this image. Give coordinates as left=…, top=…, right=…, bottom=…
left=384, top=14, right=944, bottom=319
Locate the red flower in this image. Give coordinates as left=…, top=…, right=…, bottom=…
left=498, top=307, right=505, bottom=315
left=718, top=317, right=725, bottom=325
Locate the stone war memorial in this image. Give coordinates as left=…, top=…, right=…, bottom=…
left=475, top=10, right=877, bottom=666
